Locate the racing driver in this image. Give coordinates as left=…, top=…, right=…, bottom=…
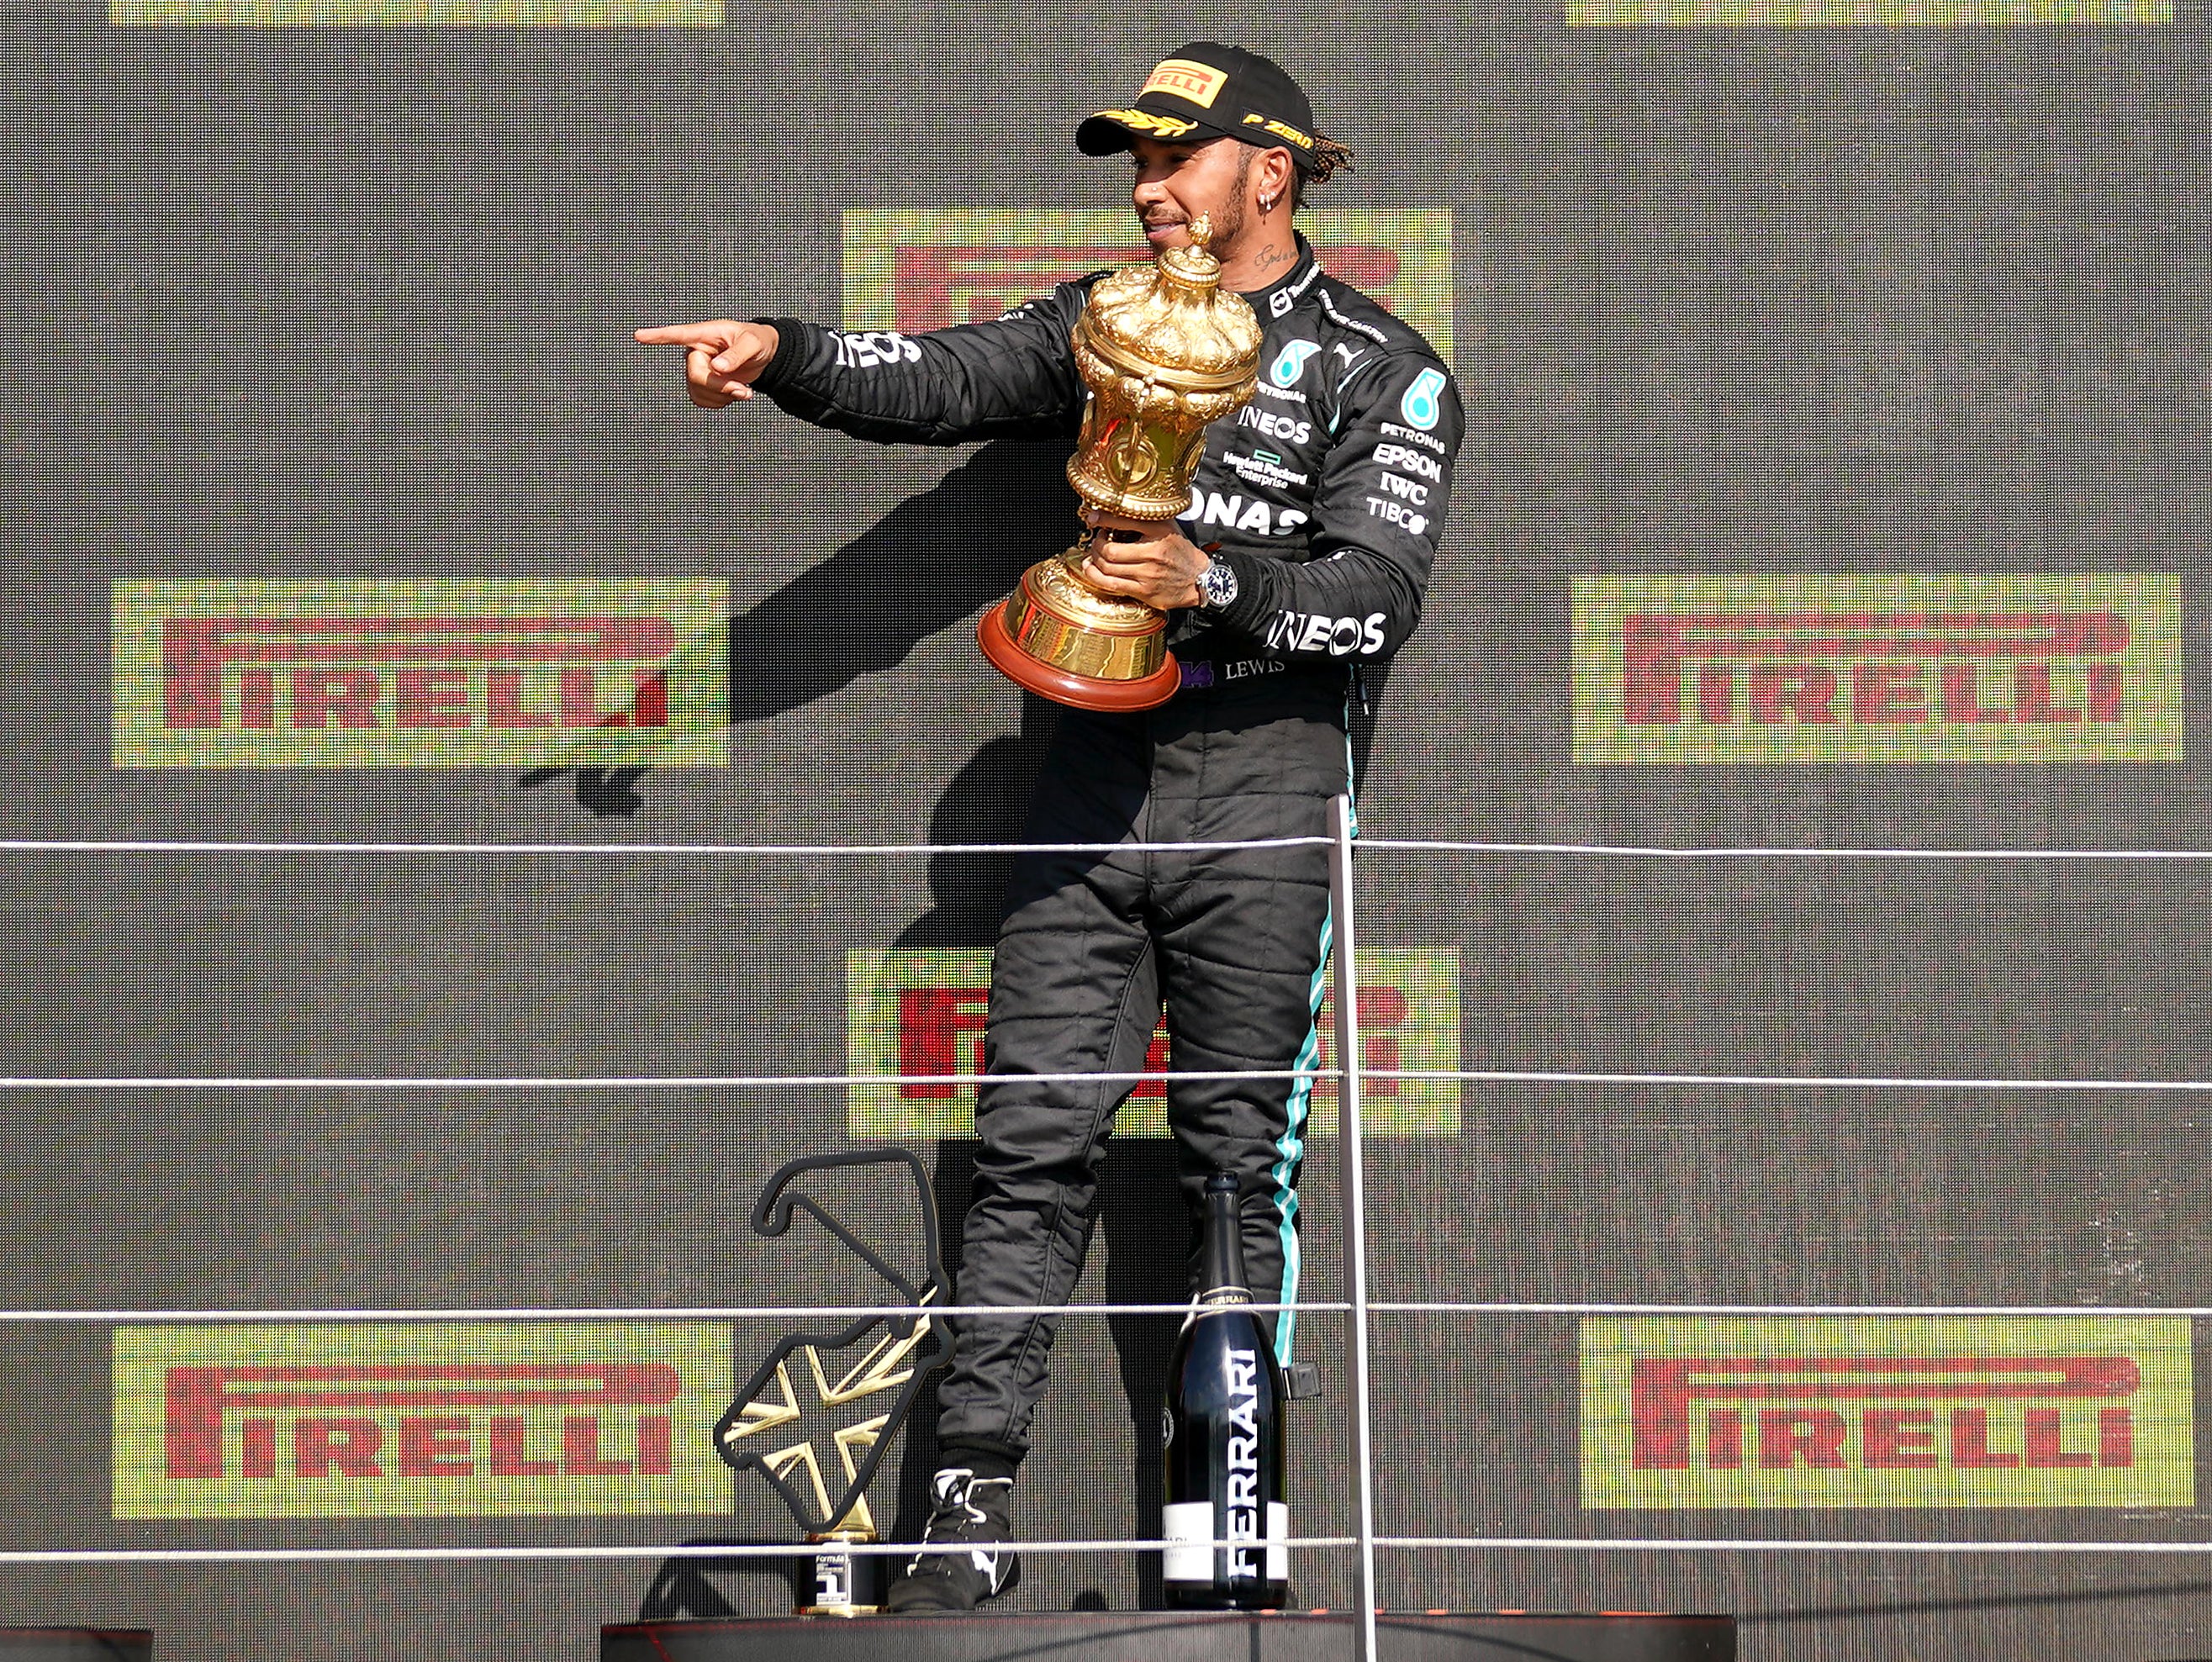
left=638, top=43, right=1463, bottom=1614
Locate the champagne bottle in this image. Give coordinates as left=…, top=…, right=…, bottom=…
left=1161, top=1172, right=1289, bottom=1610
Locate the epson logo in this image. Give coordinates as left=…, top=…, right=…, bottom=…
left=1222, top=1348, right=1261, bottom=1577
left=1370, top=443, right=1443, bottom=482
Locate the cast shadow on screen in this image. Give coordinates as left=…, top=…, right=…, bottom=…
left=894, top=1138, right=1191, bottom=1611
left=520, top=437, right=1074, bottom=818
left=636, top=1537, right=808, bottom=1619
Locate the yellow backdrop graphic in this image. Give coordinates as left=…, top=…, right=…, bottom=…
left=843, top=210, right=1454, bottom=364
left=847, top=948, right=1460, bottom=1140
left=114, top=1323, right=731, bottom=1518
left=112, top=0, right=718, bottom=24
left=1581, top=1316, right=2194, bottom=1509
left=1568, top=0, right=2166, bottom=22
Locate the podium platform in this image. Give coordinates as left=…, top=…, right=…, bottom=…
left=604, top=1611, right=1734, bottom=1662
left=0, top=1633, right=150, bottom=1661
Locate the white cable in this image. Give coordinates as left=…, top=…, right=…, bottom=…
left=1377, top=1538, right=2212, bottom=1555
left=0, top=1301, right=1333, bottom=1323
left=0, top=1068, right=1322, bottom=1091
left=6, top=836, right=2209, bottom=861
left=0, top=1538, right=2204, bottom=1566
left=1373, top=1068, right=2212, bottom=1092
left=8, top=1067, right=2205, bottom=1093
left=0, top=837, right=1328, bottom=857
left=1358, top=838, right=2212, bottom=860
left=8, top=1299, right=2203, bottom=1323
left=0, top=1538, right=1355, bottom=1566
left=1368, top=1300, right=2212, bottom=1316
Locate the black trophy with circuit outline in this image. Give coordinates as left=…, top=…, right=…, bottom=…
left=715, top=1148, right=952, bottom=1617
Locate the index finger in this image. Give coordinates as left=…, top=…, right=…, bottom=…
left=634, top=323, right=733, bottom=347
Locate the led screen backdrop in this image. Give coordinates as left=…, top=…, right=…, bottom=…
left=5, top=7, right=2212, bottom=1661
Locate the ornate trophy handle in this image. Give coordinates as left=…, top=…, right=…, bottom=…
left=749, top=1146, right=948, bottom=1317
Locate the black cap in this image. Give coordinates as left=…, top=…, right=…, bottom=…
left=1077, top=42, right=1350, bottom=182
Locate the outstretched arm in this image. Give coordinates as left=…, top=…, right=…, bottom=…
left=636, top=283, right=1094, bottom=448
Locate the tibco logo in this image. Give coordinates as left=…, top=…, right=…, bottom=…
left=1634, top=1355, right=2140, bottom=1475
left=164, top=1363, right=678, bottom=1482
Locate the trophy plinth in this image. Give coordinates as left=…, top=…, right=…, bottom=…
left=800, top=1525, right=881, bottom=1617
left=977, top=553, right=1184, bottom=711
left=979, top=216, right=1261, bottom=713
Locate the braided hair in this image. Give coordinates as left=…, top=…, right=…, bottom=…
left=1307, top=135, right=1354, bottom=185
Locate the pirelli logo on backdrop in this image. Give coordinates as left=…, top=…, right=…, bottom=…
left=846, top=949, right=1461, bottom=1140
left=1567, top=0, right=2165, bottom=22
left=112, top=579, right=729, bottom=768
left=114, top=1324, right=730, bottom=1518
left=1571, top=575, right=2183, bottom=764
left=1581, top=1317, right=2194, bottom=1509
left=842, top=211, right=1454, bottom=361
left=110, top=0, right=717, bottom=25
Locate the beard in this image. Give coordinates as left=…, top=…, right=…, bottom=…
left=1203, top=149, right=1252, bottom=254
left=1138, top=145, right=1251, bottom=253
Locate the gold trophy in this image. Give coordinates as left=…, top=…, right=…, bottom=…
left=977, top=216, right=1263, bottom=711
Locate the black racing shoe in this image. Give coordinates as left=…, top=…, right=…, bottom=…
left=884, top=1467, right=1021, bottom=1613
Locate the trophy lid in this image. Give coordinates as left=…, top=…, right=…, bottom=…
left=1076, top=214, right=1261, bottom=393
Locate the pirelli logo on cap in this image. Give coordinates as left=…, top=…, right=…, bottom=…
left=843, top=209, right=1453, bottom=361
left=1581, top=1316, right=2194, bottom=1509
left=846, top=948, right=1462, bottom=1139
left=1572, top=574, right=2182, bottom=763
left=114, top=1323, right=731, bottom=1518
left=113, top=578, right=729, bottom=768
left=1139, top=58, right=1230, bottom=108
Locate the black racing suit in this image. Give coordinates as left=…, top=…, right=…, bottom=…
left=753, top=234, right=1464, bottom=1460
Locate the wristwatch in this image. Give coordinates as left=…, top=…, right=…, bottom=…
left=1195, top=558, right=1238, bottom=610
